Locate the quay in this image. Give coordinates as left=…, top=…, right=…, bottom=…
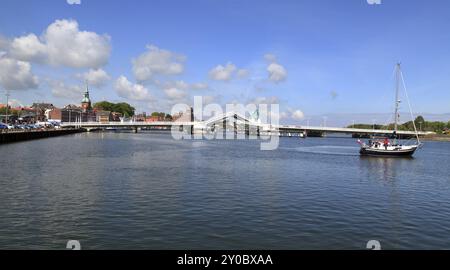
left=0, top=129, right=84, bottom=144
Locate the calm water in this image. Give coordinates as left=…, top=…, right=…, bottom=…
left=0, top=132, right=449, bottom=250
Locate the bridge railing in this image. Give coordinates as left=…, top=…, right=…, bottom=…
left=60, top=121, right=431, bottom=136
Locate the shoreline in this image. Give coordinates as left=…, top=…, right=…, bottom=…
left=421, top=135, right=450, bottom=142
left=0, top=129, right=85, bottom=144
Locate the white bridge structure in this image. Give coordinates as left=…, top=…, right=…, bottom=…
left=61, top=111, right=429, bottom=137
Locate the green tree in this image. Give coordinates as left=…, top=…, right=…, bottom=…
left=94, top=101, right=135, bottom=117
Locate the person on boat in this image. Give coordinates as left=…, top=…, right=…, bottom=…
left=384, top=138, right=389, bottom=150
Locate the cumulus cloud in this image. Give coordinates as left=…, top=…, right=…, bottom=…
left=248, top=96, right=280, bottom=105
left=132, top=45, right=185, bottom=82
left=9, top=19, right=111, bottom=68
left=50, top=80, right=84, bottom=99
left=164, top=87, right=186, bottom=100
left=7, top=98, right=24, bottom=108
left=191, top=82, right=209, bottom=90
left=161, top=80, right=209, bottom=91
left=0, top=35, right=10, bottom=51
left=115, top=76, right=153, bottom=101
left=67, top=0, right=81, bottom=4
left=0, top=56, right=39, bottom=90
left=10, top=34, right=47, bottom=63
left=291, top=110, right=305, bottom=120
left=237, top=69, right=249, bottom=79
left=77, top=68, right=110, bottom=88
left=264, top=53, right=287, bottom=83
left=267, top=63, right=287, bottom=83
left=208, top=62, right=237, bottom=81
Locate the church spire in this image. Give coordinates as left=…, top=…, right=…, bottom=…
left=81, top=81, right=92, bottom=111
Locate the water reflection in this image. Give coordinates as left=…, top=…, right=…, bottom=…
left=359, top=156, right=414, bottom=184
left=0, top=134, right=450, bottom=249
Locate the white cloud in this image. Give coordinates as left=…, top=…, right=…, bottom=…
left=114, top=76, right=153, bottom=101
left=248, top=96, right=280, bottom=105
left=132, top=45, right=185, bottom=82
left=291, top=110, right=305, bottom=120
left=50, top=80, right=84, bottom=100
left=67, top=0, right=81, bottom=4
left=10, top=34, right=47, bottom=63
left=77, top=68, right=110, bottom=88
left=164, top=87, right=186, bottom=100
left=264, top=53, right=287, bottom=83
left=7, top=98, right=24, bottom=108
left=267, top=62, right=287, bottom=83
left=209, top=62, right=236, bottom=81
left=367, top=0, right=381, bottom=5
left=162, top=80, right=209, bottom=91
left=0, top=56, right=39, bottom=90
left=237, top=69, right=249, bottom=79
left=9, top=19, right=111, bottom=68
left=0, top=35, right=10, bottom=51
left=191, top=82, right=209, bottom=90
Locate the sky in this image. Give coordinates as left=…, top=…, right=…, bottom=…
left=0, top=0, right=449, bottom=126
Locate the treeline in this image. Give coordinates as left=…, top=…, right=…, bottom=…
left=348, top=116, right=450, bottom=134
left=0, top=107, right=33, bottom=117
left=93, top=101, right=135, bottom=117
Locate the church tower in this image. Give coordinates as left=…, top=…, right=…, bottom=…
left=81, top=83, right=92, bottom=112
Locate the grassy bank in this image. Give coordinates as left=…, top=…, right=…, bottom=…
left=421, top=135, right=450, bottom=142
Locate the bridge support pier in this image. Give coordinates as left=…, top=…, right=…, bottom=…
left=223, top=120, right=226, bottom=138
left=233, top=115, right=237, bottom=139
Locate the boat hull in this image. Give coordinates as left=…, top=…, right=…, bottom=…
left=359, top=146, right=417, bottom=157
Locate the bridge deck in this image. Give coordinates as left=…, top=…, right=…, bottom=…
left=61, top=121, right=429, bottom=136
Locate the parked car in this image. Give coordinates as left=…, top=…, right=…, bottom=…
left=0, top=124, right=8, bottom=129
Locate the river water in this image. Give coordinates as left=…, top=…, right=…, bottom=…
left=0, top=132, right=449, bottom=249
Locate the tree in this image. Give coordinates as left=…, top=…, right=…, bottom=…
left=94, top=101, right=135, bottom=117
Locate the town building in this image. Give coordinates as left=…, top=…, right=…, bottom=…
left=31, top=103, right=55, bottom=122
left=96, top=111, right=111, bottom=123
left=111, top=112, right=123, bottom=122
left=81, top=85, right=92, bottom=112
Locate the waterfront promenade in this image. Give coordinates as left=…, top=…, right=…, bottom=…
left=0, top=129, right=84, bottom=144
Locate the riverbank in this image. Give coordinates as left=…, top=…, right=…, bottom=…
left=421, top=135, right=450, bottom=142
left=0, top=129, right=85, bottom=144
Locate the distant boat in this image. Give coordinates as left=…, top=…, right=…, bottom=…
left=358, top=63, right=422, bottom=157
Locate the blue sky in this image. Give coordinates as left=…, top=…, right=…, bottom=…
left=0, top=0, right=449, bottom=125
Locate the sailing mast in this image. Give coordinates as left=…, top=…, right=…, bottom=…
left=394, top=63, right=401, bottom=135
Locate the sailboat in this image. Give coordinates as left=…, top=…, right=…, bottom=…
left=358, top=63, right=422, bottom=157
